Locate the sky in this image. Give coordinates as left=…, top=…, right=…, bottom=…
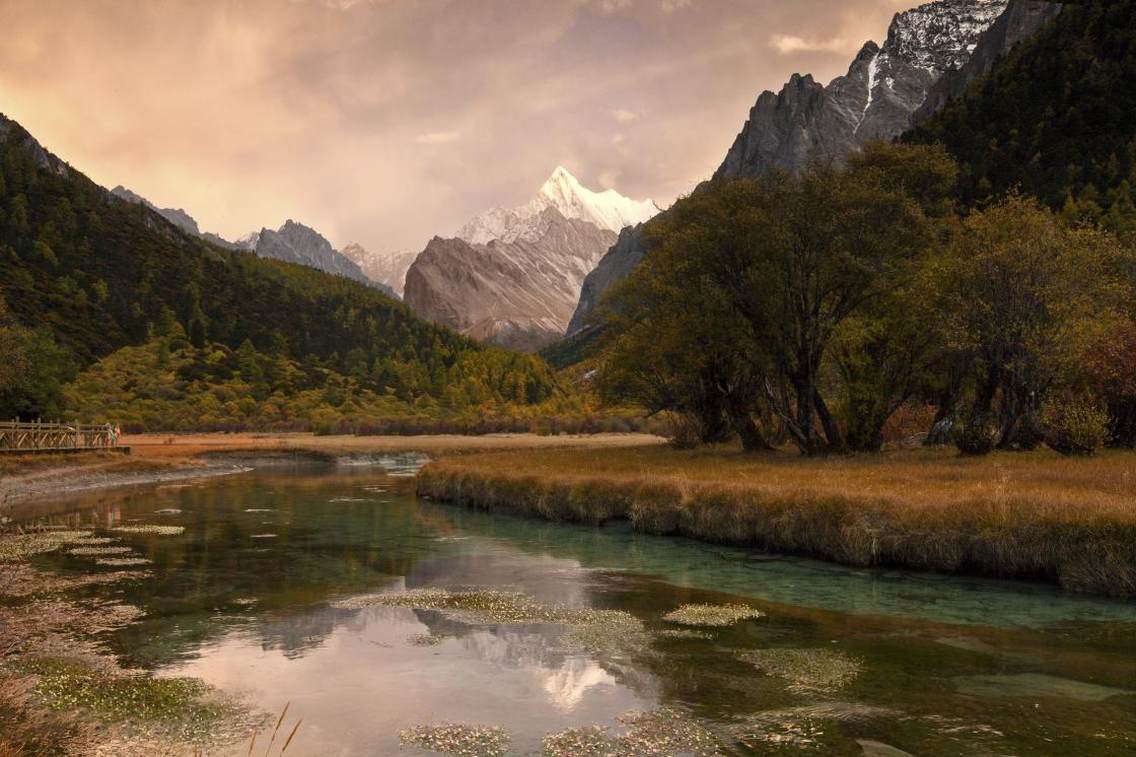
left=0, top=0, right=913, bottom=253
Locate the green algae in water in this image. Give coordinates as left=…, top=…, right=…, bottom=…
left=663, top=603, right=764, bottom=628
left=740, top=648, right=864, bottom=694
left=399, top=723, right=511, bottom=756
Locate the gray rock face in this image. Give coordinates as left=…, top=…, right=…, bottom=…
left=0, top=113, right=69, bottom=178
left=714, top=0, right=1007, bottom=180
left=404, top=207, right=617, bottom=351
left=254, top=220, right=390, bottom=292
left=914, top=0, right=1062, bottom=123
left=568, top=0, right=1059, bottom=337
left=566, top=224, right=645, bottom=336
left=111, top=185, right=202, bottom=237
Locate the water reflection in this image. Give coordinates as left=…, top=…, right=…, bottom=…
left=20, top=469, right=1136, bottom=756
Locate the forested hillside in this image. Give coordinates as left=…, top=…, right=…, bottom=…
left=907, top=0, right=1136, bottom=239
left=0, top=114, right=556, bottom=421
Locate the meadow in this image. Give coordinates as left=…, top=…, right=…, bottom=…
left=418, top=446, right=1136, bottom=597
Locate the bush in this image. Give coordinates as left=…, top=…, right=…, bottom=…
left=954, top=417, right=999, bottom=456
left=1042, top=397, right=1109, bottom=456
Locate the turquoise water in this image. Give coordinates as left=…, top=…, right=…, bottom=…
left=29, top=467, right=1136, bottom=755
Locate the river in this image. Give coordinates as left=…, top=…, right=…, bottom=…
left=21, top=461, right=1136, bottom=755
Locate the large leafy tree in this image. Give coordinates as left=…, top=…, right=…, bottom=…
left=929, top=195, right=1133, bottom=448
left=598, top=143, right=956, bottom=455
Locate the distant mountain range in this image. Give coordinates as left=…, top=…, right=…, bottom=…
left=565, top=0, right=1057, bottom=340
left=402, top=167, right=658, bottom=351
left=110, top=186, right=395, bottom=295
left=340, top=244, right=418, bottom=297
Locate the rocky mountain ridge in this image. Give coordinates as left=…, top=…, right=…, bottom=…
left=404, top=168, right=653, bottom=350
left=405, top=206, right=618, bottom=351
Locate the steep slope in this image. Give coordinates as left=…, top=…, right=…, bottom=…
left=907, top=0, right=1134, bottom=226
left=340, top=243, right=418, bottom=297
left=111, top=186, right=201, bottom=237
left=457, top=166, right=659, bottom=244
left=405, top=207, right=618, bottom=351
left=715, top=0, right=1007, bottom=180
left=914, top=0, right=1063, bottom=122
left=567, top=0, right=1054, bottom=338
left=0, top=111, right=554, bottom=410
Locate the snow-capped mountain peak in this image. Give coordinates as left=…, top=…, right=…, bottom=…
left=535, top=166, right=660, bottom=236
left=457, top=166, right=660, bottom=245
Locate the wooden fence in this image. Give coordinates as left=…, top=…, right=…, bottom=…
left=0, top=420, right=121, bottom=453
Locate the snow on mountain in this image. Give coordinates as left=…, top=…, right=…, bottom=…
left=340, top=243, right=418, bottom=297
left=457, top=166, right=660, bottom=245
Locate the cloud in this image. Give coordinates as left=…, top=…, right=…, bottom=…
left=414, top=131, right=461, bottom=145
left=770, top=34, right=853, bottom=55
left=1, top=0, right=914, bottom=252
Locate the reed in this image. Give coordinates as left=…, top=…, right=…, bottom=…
left=417, top=446, right=1136, bottom=597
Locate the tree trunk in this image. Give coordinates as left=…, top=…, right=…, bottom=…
left=814, top=392, right=846, bottom=453
left=729, top=409, right=772, bottom=452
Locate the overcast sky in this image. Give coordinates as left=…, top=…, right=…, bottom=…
left=0, top=0, right=912, bottom=252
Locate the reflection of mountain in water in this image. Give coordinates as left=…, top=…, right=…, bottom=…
left=258, top=606, right=370, bottom=659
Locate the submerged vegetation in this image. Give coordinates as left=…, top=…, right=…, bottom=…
left=418, top=446, right=1136, bottom=596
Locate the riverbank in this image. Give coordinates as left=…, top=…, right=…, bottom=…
left=1, top=431, right=665, bottom=505
left=417, top=446, right=1136, bottom=597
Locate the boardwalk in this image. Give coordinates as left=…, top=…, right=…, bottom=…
left=0, top=420, right=128, bottom=454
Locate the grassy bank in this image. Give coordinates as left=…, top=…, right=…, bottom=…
left=417, top=446, right=1136, bottom=597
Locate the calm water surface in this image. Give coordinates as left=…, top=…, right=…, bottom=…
left=23, top=463, right=1136, bottom=755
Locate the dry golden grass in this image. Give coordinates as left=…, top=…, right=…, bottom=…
left=418, top=446, right=1136, bottom=597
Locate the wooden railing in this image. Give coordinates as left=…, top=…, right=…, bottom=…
left=0, top=420, right=120, bottom=452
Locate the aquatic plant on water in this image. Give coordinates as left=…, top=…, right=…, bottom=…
left=0, top=532, right=93, bottom=562
left=399, top=723, right=511, bottom=756
left=542, top=708, right=721, bottom=756
left=739, top=648, right=864, bottom=695
left=663, top=603, right=764, bottom=628
left=68, top=547, right=133, bottom=556
left=112, top=525, right=185, bottom=536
